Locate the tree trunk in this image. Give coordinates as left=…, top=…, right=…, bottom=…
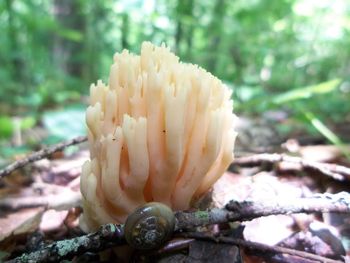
left=52, top=0, right=85, bottom=80
left=121, top=13, right=130, bottom=49
left=175, top=0, right=194, bottom=59
left=207, top=0, right=226, bottom=73
left=5, top=0, right=26, bottom=84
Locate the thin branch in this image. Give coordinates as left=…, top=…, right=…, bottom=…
left=178, top=232, right=342, bottom=263
left=175, top=192, right=350, bottom=230
left=0, top=136, right=87, bottom=178
left=7, top=192, right=350, bottom=262
left=225, top=191, right=350, bottom=220
left=232, top=153, right=350, bottom=181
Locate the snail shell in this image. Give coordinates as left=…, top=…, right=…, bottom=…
left=124, top=202, right=175, bottom=250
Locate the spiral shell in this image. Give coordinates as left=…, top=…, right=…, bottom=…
left=124, top=202, right=175, bottom=250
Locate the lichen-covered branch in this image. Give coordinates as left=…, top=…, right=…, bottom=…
left=0, top=136, right=87, bottom=178
left=6, top=224, right=124, bottom=263
left=232, top=153, right=350, bottom=181
left=7, top=192, right=350, bottom=262
left=175, top=192, right=350, bottom=230
left=225, top=191, right=350, bottom=221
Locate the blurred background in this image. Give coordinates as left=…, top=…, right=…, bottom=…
left=0, top=0, right=350, bottom=163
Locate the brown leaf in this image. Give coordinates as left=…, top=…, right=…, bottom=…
left=0, top=207, right=44, bottom=242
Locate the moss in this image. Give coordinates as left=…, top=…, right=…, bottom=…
left=56, top=239, right=77, bottom=257
left=195, top=211, right=209, bottom=221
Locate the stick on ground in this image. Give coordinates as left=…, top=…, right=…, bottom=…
left=7, top=192, right=350, bottom=262
left=232, top=153, right=350, bottom=181
left=0, top=136, right=87, bottom=178
left=175, top=192, right=350, bottom=230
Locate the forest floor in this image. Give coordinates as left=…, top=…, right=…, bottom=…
left=0, top=118, right=349, bottom=262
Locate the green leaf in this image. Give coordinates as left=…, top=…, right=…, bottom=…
left=272, top=79, right=341, bottom=105
left=42, top=106, right=86, bottom=141
left=16, top=93, right=42, bottom=108
left=20, top=116, right=36, bottom=130
left=57, top=29, right=83, bottom=42
left=0, top=145, right=31, bottom=159
left=304, top=111, right=350, bottom=159
left=0, top=116, right=13, bottom=139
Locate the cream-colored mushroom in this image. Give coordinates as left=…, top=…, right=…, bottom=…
left=80, top=42, right=237, bottom=232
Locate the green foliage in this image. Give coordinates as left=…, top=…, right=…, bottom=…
left=42, top=105, right=86, bottom=143
left=270, top=79, right=341, bottom=105
left=0, top=116, right=13, bottom=139
left=0, top=0, right=349, bottom=148
left=304, top=111, right=350, bottom=158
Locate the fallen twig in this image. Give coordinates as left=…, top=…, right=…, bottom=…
left=225, top=191, right=350, bottom=221
left=178, top=232, right=342, bottom=263
left=0, top=136, right=87, bottom=178
left=232, top=153, right=350, bottom=181
left=6, top=224, right=125, bottom=263
left=176, top=192, right=350, bottom=230
left=7, top=192, right=350, bottom=262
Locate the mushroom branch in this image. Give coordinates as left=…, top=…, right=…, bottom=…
left=7, top=192, right=350, bottom=263
left=80, top=42, right=237, bottom=231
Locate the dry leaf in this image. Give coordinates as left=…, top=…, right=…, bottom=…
left=0, top=207, right=44, bottom=242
